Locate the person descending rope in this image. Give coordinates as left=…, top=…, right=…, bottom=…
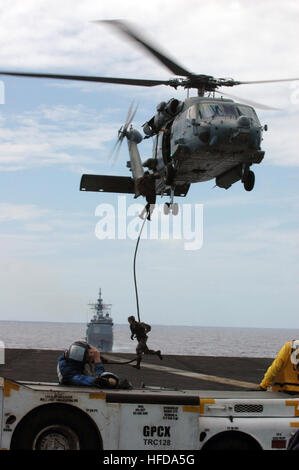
left=128, top=316, right=162, bottom=369
left=136, top=171, right=159, bottom=220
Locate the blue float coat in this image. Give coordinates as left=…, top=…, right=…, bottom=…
left=57, top=353, right=105, bottom=386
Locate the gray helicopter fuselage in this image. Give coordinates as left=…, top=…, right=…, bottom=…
left=152, top=96, right=265, bottom=190
left=80, top=97, right=266, bottom=198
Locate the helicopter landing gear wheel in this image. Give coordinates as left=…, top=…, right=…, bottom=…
left=163, top=202, right=170, bottom=215
left=172, top=202, right=179, bottom=215
left=163, top=202, right=179, bottom=215
left=243, top=170, right=255, bottom=191
left=163, top=187, right=179, bottom=215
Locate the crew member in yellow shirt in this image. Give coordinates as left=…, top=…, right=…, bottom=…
left=259, top=340, right=299, bottom=394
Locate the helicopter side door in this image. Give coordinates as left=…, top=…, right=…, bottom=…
left=154, top=121, right=173, bottom=173
left=170, top=103, right=211, bottom=160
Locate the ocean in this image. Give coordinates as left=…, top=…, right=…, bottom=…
left=0, top=321, right=298, bottom=358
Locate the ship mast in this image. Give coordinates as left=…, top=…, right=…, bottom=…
left=88, top=288, right=112, bottom=320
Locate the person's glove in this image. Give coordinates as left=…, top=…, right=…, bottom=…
left=131, top=335, right=135, bottom=340
left=94, top=375, right=110, bottom=388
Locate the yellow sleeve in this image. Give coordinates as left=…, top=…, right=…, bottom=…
left=260, top=343, right=290, bottom=389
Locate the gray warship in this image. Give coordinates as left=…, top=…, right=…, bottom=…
left=85, top=288, right=113, bottom=352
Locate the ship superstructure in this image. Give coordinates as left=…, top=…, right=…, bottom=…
left=86, top=288, right=113, bottom=352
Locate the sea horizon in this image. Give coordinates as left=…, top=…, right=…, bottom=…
left=1, top=320, right=298, bottom=357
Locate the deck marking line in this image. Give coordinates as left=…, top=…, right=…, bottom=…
left=103, top=354, right=257, bottom=389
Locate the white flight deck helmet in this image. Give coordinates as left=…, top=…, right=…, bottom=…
left=290, top=340, right=299, bottom=369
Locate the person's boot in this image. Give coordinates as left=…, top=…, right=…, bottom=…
left=133, top=357, right=141, bottom=369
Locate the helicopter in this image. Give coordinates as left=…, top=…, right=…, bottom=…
left=1, top=20, right=299, bottom=216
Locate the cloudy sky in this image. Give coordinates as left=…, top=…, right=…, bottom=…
left=0, top=0, right=298, bottom=328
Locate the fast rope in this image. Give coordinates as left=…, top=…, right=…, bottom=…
left=101, top=208, right=149, bottom=366
left=101, top=355, right=138, bottom=365
left=133, top=208, right=149, bottom=322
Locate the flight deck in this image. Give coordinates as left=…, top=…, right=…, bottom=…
left=0, top=349, right=274, bottom=392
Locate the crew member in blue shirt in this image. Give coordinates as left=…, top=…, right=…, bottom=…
left=57, top=341, right=131, bottom=389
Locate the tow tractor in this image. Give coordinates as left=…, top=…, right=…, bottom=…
left=1, top=377, right=298, bottom=450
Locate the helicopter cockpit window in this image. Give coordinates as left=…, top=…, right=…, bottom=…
left=200, top=103, right=239, bottom=119
left=200, top=103, right=224, bottom=118
left=237, top=105, right=260, bottom=124
left=222, top=103, right=238, bottom=118
left=186, top=104, right=198, bottom=120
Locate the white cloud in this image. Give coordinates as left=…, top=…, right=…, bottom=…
left=0, top=104, right=118, bottom=170
left=23, top=223, right=53, bottom=232
left=0, top=203, right=48, bottom=222
left=0, top=202, right=96, bottom=256
left=262, top=108, right=299, bottom=166
left=1, top=2, right=298, bottom=91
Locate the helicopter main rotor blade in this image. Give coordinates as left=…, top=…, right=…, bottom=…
left=0, top=70, right=172, bottom=87
left=235, top=78, right=299, bottom=85
left=97, top=20, right=193, bottom=78
left=215, top=90, right=280, bottom=110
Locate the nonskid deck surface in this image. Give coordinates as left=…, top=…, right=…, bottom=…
left=0, top=349, right=275, bottom=391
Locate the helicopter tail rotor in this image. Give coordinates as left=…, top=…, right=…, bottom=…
left=109, top=101, right=139, bottom=165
